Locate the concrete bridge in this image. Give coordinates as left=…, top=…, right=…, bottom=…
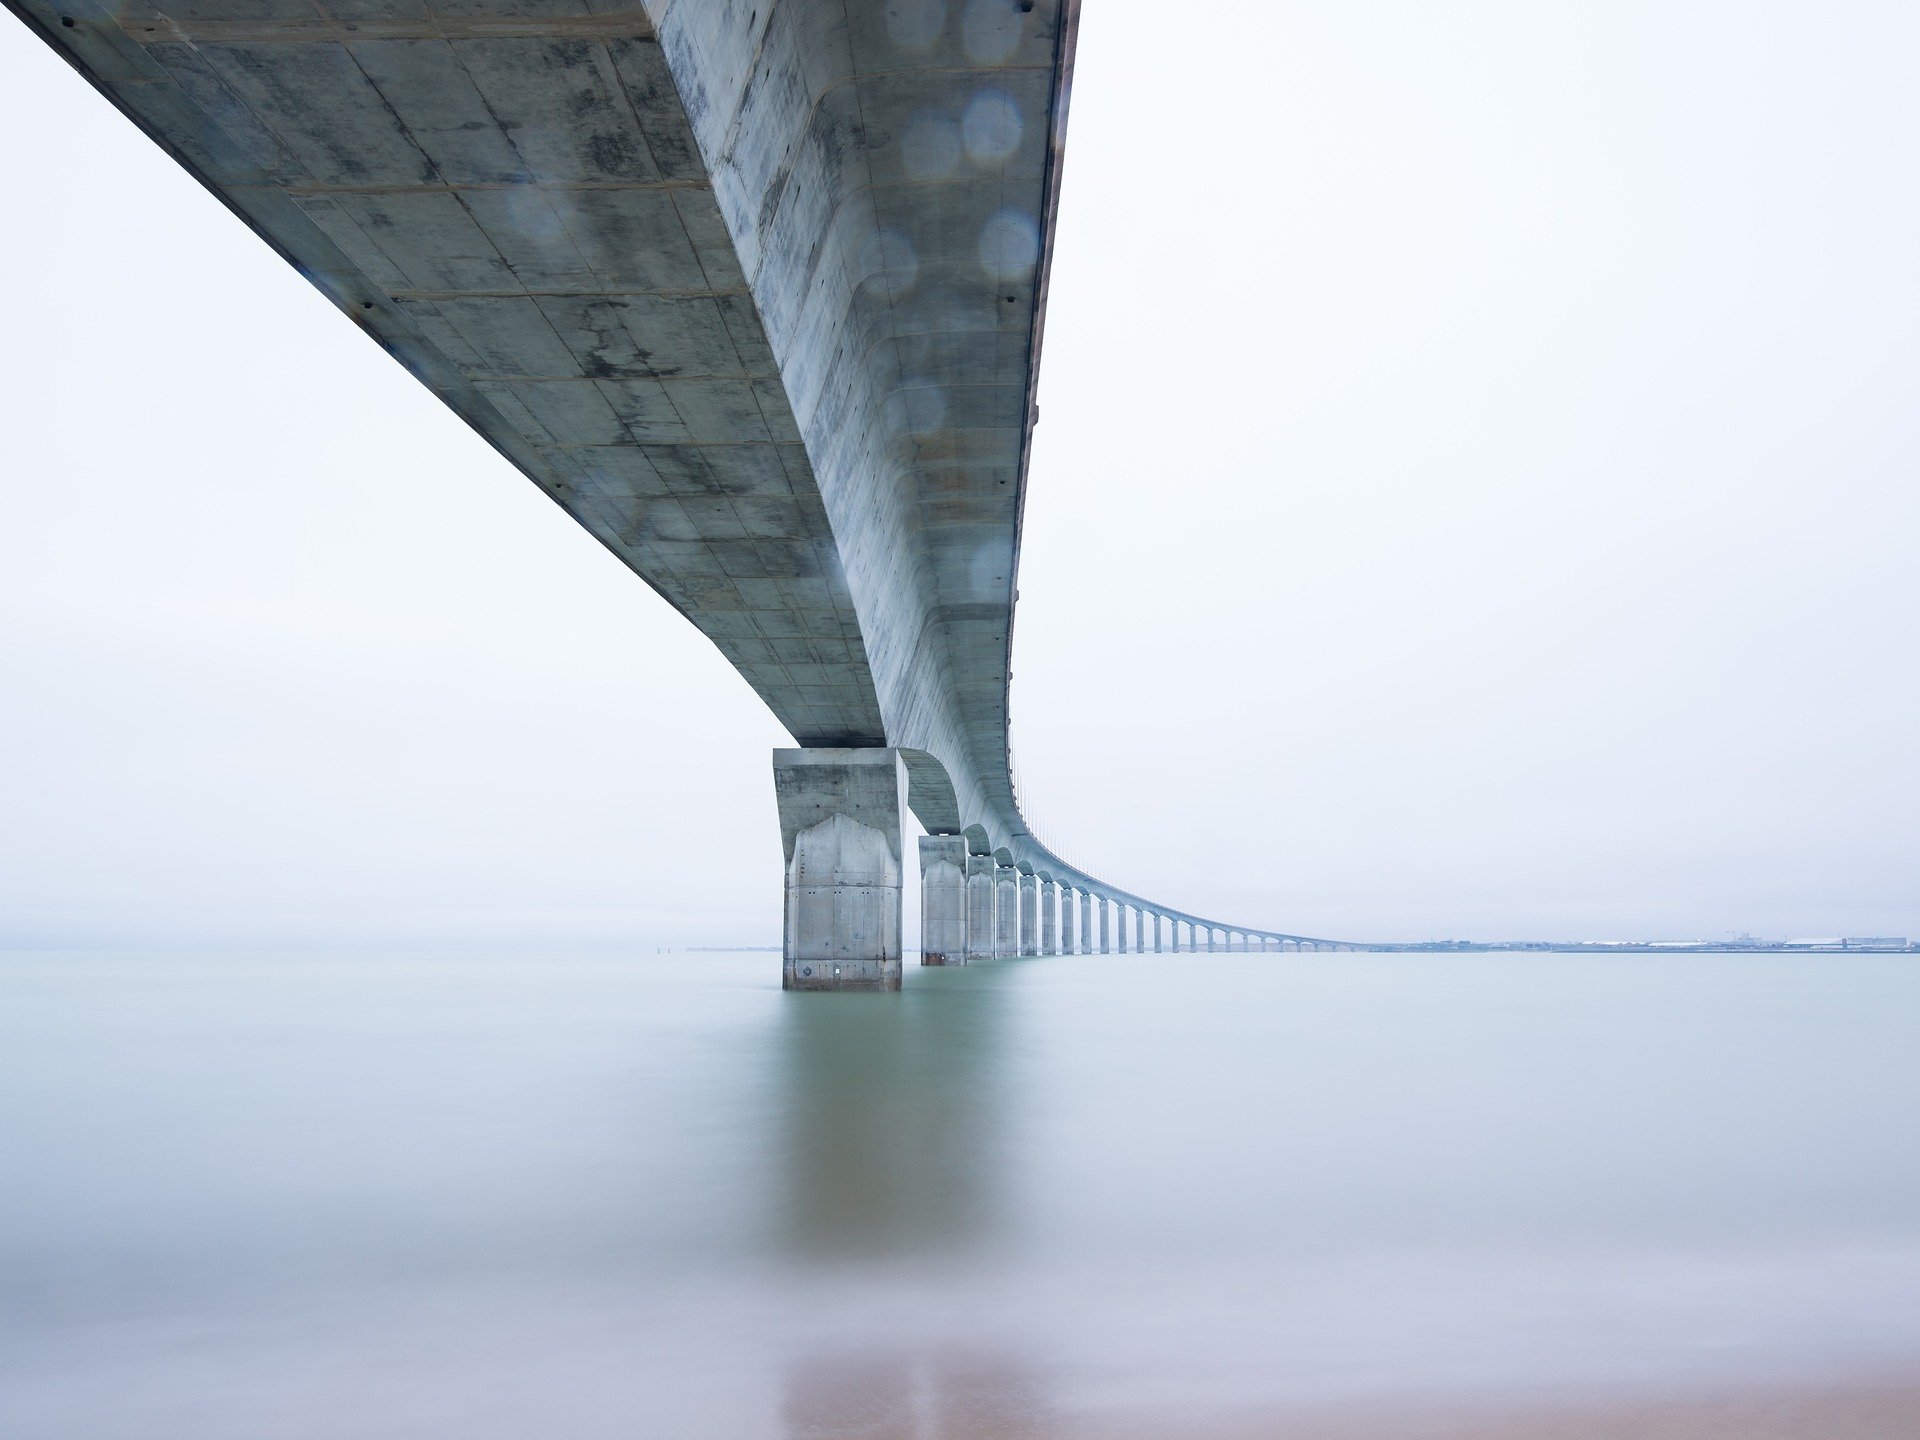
left=15, top=0, right=1355, bottom=982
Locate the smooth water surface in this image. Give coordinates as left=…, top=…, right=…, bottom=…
left=3, top=951, right=1918, bottom=1437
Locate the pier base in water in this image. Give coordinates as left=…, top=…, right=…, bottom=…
left=774, top=749, right=905, bottom=992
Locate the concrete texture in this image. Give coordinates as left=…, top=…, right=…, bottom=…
left=8, top=0, right=1356, bottom=958
left=1017, top=870, right=1038, bottom=958
left=964, top=851, right=996, bottom=962
left=774, top=747, right=904, bottom=990
left=918, top=834, right=967, bottom=966
left=994, top=865, right=1018, bottom=959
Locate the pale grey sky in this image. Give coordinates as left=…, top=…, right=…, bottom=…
left=3, top=2, right=1915, bottom=948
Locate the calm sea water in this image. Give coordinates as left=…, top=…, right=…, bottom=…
left=3, top=950, right=1917, bottom=1437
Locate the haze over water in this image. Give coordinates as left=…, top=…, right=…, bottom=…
left=4, top=949, right=1918, bottom=1438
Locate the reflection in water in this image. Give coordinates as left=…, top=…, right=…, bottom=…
left=775, top=966, right=1059, bottom=1437
left=775, top=966, right=1012, bottom=1261
left=784, top=1351, right=1051, bottom=1440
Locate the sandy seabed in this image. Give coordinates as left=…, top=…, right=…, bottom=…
left=1095, top=1377, right=1920, bottom=1440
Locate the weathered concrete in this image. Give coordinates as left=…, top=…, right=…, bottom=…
left=1040, top=878, right=1059, bottom=956
left=995, top=865, right=1019, bottom=959
left=1057, top=886, right=1075, bottom=954
left=918, top=834, right=968, bottom=966
left=775, top=748, right=904, bottom=991
left=1152, top=913, right=1164, bottom=954
left=965, top=852, right=997, bottom=962
left=1017, top=871, right=1039, bottom=958
left=1080, top=891, right=1094, bottom=955
left=1098, top=898, right=1111, bottom=954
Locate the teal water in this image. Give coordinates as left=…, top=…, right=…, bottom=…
left=3, top=951, right=1918, bottom=1437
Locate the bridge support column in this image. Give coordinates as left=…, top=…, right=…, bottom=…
left=995, top=866, right=1020, bottom=958
left=1153, top=913, right=1164, bottom=953
left=1080, top=891, right=1093, bottom=954
left=1134, top=908, right=1146, bottom=953
left=1058, top=887, right=1075, bottom=954
left=965, top=853, right=996, bottom=961
left=775, top=748, right=905, bottom=992
left=1017, top=871, right=1039, bottom=956
left=1041, top=879, right=1059, bottom=955
left=1207, top=927, right=1218, bottom=953
left=1113, top=904, right=1128, bottom=953
left=1098, top=898, right=1111, bottom=953
left=918, top=835, right=968, bottom=966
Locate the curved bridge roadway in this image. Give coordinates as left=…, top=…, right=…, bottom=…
left=14, top=0, right=1355, bottom=982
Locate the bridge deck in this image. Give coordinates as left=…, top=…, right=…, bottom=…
left=13, top=0, right=1338, bottom=946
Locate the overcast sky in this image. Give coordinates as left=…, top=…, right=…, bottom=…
left=3, top=2, right=1916, bottom=949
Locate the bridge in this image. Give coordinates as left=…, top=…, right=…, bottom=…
left=14, top=0, right=1355, bottom=983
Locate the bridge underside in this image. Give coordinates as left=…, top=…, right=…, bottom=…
left=14, top=0, right=1354, bottom=976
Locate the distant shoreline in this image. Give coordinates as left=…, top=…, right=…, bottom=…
left=686, top=942, right=1916, bottom=955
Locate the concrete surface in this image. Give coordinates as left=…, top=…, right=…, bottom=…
left=774, top=747, right=904, bottom=989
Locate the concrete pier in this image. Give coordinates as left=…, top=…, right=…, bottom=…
left=965, top=853, right=997, bottom=962
left=774, top=749, right=906, bottom=992
left=1058, top=887, right=1076, bottom=954
left=1153, top=913, right=1164, bottom=953
left=995, top=866, right=1020, bottom=959
left=1080, top=892, right=1094, bottom=954
left=1098, top=898, right=1111, bottom=954
left=1018, top=871, right=1039, bottom=957
left=918, top=835, right=968, bottom=966
left=1041, top=879, right=1060, bottom=956
left=1134, top=908, right=1146, bottom=954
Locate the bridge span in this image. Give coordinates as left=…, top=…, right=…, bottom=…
left=14, top=0, right=1353, bottom=982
